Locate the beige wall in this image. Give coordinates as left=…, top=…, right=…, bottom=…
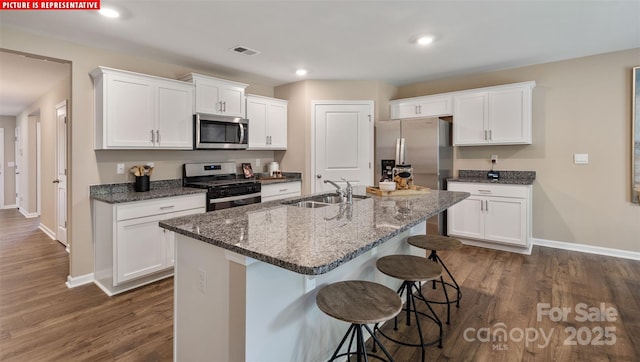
left=1, top=26, right=277, bottom=278
left=396, top=48, right=640, bottom=253
left=15, top=75, right=71, bottom=231
left=274, top=80, right=397, bottom=194
left=0, top=115, right=16, bottom=207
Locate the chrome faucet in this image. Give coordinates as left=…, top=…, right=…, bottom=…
left=323, top=178, right=353, bottom=204
left=324, top=179, right=346, bottom=201
left=341, top=177, right=354, bottom=204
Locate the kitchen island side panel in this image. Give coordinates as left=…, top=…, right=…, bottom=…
left=175, top=224, right=425, bottom=362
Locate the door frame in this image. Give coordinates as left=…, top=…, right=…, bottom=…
left=310, top=100, right=374, bottom=193
left=55, top=100, right=69, bottom=250
left=14, top=127, right=19, bottom=210
left=0, top=128, right=4, bottom=208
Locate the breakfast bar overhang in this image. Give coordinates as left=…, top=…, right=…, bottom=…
left=160, top=189, right=469, bottom=361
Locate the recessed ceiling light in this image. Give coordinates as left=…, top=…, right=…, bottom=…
left=416, top=36, right=434, bottom=46
left=296, top=69, right=308, bottom=76
left=99, top=8, right=120, bottom=18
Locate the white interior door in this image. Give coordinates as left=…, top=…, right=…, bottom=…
left=14, top=127, right=20, bottom=210
left=313, top=101, right=373, bottom=193
left=55, top=101, right=68, bottom=247
left=0, top=128, right=4, bottom=208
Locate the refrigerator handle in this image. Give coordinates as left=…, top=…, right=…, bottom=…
left=399, top=138, right=406, bottom=165
left=395, top=138, right=401, bottom=165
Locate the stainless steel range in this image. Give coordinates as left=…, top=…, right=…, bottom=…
left=183, top=162, right=261, bottom=212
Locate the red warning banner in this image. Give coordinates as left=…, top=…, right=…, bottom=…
left=1, top=1, right=100, bottom=10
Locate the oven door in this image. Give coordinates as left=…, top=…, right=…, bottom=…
left=195, top=113, right=249, bottom=149
left=208, top=192, right=261, bottom=212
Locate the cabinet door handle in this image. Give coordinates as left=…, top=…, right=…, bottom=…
left=279, top=189, right=288, bottom=192
left=418, top=105, right=422, bottom=114
left=151, top=130, right=155, bottom=143
left=156, top=130, right=160, bottom=144
left=488, top=129, right=492, bottom=140
left=223, top=101, right=226, bottom=112
left=160, top=205, right=175, bottom=210
left=480, top=200, right=484, bottom=212
left=485, top=200, right=489, bottom=212
left=478, top=189, right=492, bottom=194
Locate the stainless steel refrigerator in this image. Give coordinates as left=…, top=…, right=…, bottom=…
left=375, top=117, right=453, bottom=235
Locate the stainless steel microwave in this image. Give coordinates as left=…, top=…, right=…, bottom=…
left=194, top=113, right=249, bottom=149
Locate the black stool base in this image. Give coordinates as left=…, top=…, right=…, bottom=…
left=428, top=250, right=462, bottom=324
left=328, top=323, right=394, bottom=362
left=373, top=281, right=443, bottom=362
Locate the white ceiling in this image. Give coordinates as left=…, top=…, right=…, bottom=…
left=1, top=1, right=639, bottom=116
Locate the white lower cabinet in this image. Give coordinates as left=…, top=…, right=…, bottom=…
left=447, top=182, right=532, bottom=253
left=93, top=193, right=205, bottom=296
left=261, top=181, right=302, bottom=202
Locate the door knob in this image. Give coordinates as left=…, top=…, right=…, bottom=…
left=53, top=179, right=60, bottom=184
left=316, top=174, right=322, bottom=179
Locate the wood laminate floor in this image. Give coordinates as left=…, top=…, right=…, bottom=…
left=1, top=208, right=639, bottom=361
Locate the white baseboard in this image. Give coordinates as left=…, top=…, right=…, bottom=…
left=18, top=207, right=38, bottom=218
left=458, top=238, right=533, bottom=255
left=2, top=204, right=17, bottom=209
left=39, top=223, right=56, bottom=240
left=533, top=238, right=640, bottom=261
left=66, top=273, right=95, bottom=288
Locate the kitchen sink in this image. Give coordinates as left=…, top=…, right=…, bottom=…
left=282, top=193, right=369, bottom=208
left=294, top=201, right=329, bottom=208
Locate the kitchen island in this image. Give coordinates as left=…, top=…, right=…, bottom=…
left=160, top=188, right=468, bottom=361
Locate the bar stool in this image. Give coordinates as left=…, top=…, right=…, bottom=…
left=407, top=234, right=462, bottom=324
left=373, top=255, right=443, bottom=362
left=316, top=280, right=402, bottom=361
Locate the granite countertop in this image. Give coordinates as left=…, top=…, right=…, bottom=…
left=90, top=179, right=206, bottom=204
left=448, top=170, right=536, bottom=185
left=159, top=187, right=469, bottom=275
left=255, top=172, right=302, bottom=185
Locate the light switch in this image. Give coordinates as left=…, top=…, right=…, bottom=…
left=574, top=153, right=589, bottom=165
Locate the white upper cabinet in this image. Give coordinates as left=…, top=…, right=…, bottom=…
left=181, top=73, right=248, bottom=118
left=453, top=81, right=535, bottom=146
left=91, top=67, right=194, bottom=150
left=246, top=95, right=288, bottom=150
left=390, top=94, right=453, bottom=119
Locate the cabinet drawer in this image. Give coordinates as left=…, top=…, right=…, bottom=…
left=261, top=182, right=302, bottom=198
left=116, top=194, right=205, bottom=221
left=448, top=182, right=530, bottom=198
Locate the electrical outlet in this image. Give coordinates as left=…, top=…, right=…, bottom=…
left=491, top=155, right=498, bottom=162
left=116, top=163, right=125, bottom=174
left=255, top=159, right=261, bottom=167
left=198, top=268, right=207, bottom=293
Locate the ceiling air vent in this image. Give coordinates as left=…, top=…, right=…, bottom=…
left=230, top=45, right=261, bottom=56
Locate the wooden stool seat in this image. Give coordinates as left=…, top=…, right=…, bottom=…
left=317, top=280, right=402, bottom=325
left=376, top=255, right=442, bottom=282
left=374, top=255, right=444, bottom=359
left=406, top=234, right=463, bottom=325
left=317, top=281, right=401, bottom=361
left=407, top=234, right=462, bottom=251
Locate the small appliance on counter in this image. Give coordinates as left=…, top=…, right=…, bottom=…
left=487, top=158, right=500, bottom=180
left=267, top=161, right=280, bottom=176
